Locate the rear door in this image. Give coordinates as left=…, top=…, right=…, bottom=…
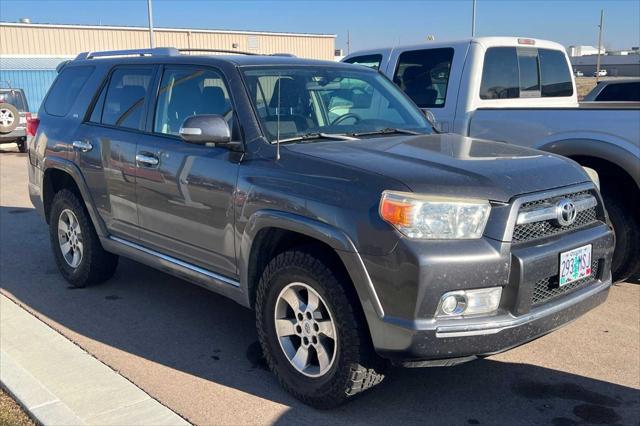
left=134, top=65, right=240, bottom=278
left=76, top=65, right=157, bottom=241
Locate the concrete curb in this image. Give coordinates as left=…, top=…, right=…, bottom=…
left=0, top=295, right=190, bottom=425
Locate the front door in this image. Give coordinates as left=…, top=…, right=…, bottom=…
left=135, top=65, right=240, bottom=278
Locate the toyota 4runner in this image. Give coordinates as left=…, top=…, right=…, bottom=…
left=28, top=48, right=615, bottom=408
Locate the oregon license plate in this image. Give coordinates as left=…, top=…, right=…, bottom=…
left=559, top=244, right=592, bottom=286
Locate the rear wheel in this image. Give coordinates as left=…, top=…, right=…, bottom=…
left=49, top=189, right=118, bottom=287
left=256, top=249, right=384, bottom=408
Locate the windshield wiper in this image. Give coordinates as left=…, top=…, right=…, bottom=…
left=275, top=132, right=359, bottom=144
left=349, top=127, right=422, bottom=137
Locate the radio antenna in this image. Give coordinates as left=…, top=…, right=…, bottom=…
left=276, top=73, right=281, bottom=161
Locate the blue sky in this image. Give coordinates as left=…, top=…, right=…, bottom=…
left=1, top=0, right=638, bottom=51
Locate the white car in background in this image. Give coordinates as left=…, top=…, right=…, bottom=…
left=594, top=69, right=608, bottom=77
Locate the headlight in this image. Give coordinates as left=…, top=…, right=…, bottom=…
left=379, top=191, right=491, bottom=239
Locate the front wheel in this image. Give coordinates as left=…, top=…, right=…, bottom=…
left=256, top=250, right=384, bottom=408
left=603, top=191, right=639, bottom=282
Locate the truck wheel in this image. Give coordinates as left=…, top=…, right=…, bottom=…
left=256, top=250, right=384, bottom=408
left=17, top=138, right=27, bottom=153
left=0, top=103, right=19, bottom=134
left=49, top=189, right=118, bottom=287
left=603, top=191, right=639, bottom=282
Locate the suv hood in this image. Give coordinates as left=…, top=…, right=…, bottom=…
left=286, top=133, right=590, bottom=202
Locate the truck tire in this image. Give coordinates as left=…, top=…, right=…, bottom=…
left=17, top=138, right=27, bottom=153
left=256, top=249, right=384, bottom=408
left=0, top=103, right=19, bottom=134
left=49, top=189, right=119, bottom=287
left=603, top=191, right=639, bottom=282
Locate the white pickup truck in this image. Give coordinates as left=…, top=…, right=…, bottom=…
left=343, top=37, right=640, bottom=281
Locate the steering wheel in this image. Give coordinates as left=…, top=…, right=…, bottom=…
left=330, top=113, right=361, bottom=126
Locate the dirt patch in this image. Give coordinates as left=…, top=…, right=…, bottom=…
left=0, top=388, right=35, bottom=426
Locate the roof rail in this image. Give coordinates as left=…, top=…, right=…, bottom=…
left=75, top=47, right=180, bottom=60
left=179, top=48, right=259, bottom=56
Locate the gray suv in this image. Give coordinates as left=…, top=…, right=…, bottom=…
left=28, top=48, right=615, bottom=408
left=0, top=85, right=30, bottom=152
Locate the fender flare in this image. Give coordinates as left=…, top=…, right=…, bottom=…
left=238, top=209, right=385, bottom=320
left=42, top=156, right=108, bottom=237
left=538, top=138, right=640, bottom=190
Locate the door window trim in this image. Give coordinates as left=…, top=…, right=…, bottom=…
left=83, top=64, right=159, bottom=135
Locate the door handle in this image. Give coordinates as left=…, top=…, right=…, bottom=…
left=72, top=140, right=93, bottom=152
left=136, top=153, right=159, bottom=167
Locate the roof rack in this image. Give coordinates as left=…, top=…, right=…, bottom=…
left=179, top=48, right=259, bottom=56
left=75, top=47, right=179, bottom=60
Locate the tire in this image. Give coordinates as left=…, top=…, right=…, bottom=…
left=0, top=103, right=20, bottom=134
left=17, top=138, right=27, bottom=153
left=256, top=249, right=384, bottom=408
left=603, top=191, right=640, bottom=282
left=49, top=189, right=118, bottom=287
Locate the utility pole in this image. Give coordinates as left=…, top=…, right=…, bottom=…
left=471, top=0, right=476, bottom=37
left=596, top=9, right=604, bottom=83
left=347, top=30, right=351, bottom=55
left=147, top=0, right=155, bottom=48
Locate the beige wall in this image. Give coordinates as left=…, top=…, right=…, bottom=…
left=0, top=23, right=335, bottom=60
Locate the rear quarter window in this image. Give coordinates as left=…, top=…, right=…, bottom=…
left=44, top=66, right=94, bottom=116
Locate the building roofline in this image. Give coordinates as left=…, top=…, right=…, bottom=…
left=0, top=21, right=336, bottom=38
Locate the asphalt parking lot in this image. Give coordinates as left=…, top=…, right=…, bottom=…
left=1, top=145, right=639, bottom=425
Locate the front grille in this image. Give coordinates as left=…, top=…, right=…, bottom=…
left=531, top=260, right=600, bottom=306
left=513, top=190, right=601, bottom=243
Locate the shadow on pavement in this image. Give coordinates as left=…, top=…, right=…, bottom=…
left=1, top=205, right=638, bottom=425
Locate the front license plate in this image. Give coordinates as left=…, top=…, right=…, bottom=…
left=559, top=244, right=592, bottom=286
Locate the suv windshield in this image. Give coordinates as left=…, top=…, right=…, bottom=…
left=0, top=90, right=27, bottom=111
left=241, top=66, right=431, bottom=142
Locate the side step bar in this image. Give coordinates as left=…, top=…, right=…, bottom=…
left=102, top=236, right=247, bottom=307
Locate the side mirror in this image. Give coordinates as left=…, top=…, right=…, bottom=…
left=423, top=109, right=440, bottom=133
left=179, top=115, right=239, bottom=148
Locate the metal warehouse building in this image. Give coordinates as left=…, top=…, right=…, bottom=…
left=0, top=21, right=336, bottom=112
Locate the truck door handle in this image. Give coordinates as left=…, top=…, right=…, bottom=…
left=136, top=153, right=159, bottom=167
left=72, top=140, right=93, bottom=152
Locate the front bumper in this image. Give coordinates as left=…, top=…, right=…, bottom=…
left=360, top=221, right=614, bottom=363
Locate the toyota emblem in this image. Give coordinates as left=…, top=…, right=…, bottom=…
left=555, top=198, right=577, bottom=226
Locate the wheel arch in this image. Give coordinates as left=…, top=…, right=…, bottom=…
left=538, top=138, right=640, bottom=191
left=239, top=210, right=385, bottom=327
left=42, top=157, right=107, bottom=237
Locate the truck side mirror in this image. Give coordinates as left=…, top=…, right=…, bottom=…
left=423, top=110, right=441, bottom=133
left=179, top=115, right=242, bottom=150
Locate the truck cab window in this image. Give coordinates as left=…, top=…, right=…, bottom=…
left=393, top=48, right=454, bottom=108
left=480, top=47, right=520, bottom=99
left=539, top=49, right=573, bottom=97
left=344, top=54, right=383, bottom=70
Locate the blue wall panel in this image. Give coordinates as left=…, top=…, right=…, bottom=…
left=0, top=70, right=58, bottom=113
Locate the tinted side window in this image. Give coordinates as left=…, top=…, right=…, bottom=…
left=393, top=48, right=454, bottom=108
left=44, top=66, right=94, bottom=116
left=480, top=47, right=519, bottom=99
left=597, top=82, right=640, bottom=101
left=154, top=67, right=233, bottom=136
left=539, top=49, right=573, bottom=97
left=102, top=67, right=153, bottom=130
left=88, top=83, right=107, bottom=123
left=0, top=91, right=27, bottom=111
left=344, top=54, right=383, bottom=70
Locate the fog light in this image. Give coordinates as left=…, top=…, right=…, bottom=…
left=436, top=287, right=502, bottom=317
left=441, top=294, right=467, bottom=315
